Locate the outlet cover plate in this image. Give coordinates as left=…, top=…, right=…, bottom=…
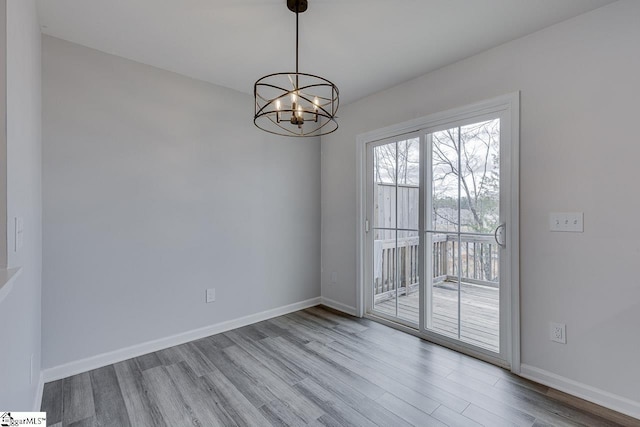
left=550, top=322, right=566, bottom=344
left=206, top=288, right=216, bottom=303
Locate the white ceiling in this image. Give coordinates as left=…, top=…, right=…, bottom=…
left=37, top=0, right=616, bottom=105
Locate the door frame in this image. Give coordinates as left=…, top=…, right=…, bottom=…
left=355, top=92, right=520, bottom=373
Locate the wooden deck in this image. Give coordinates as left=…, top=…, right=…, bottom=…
left=374, top=281, right=499, bottom=352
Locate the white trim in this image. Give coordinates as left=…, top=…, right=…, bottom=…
left=508, top=93, right=521, bottom=374
left=42, top=297, right=321, bottom=382
left=320, top=297, right=357, bottom=316
left=520, top=364, right=640, bottom=420
left=32, top=372, right=44, bottom=411
left=355, top=134, right=366, bottom=317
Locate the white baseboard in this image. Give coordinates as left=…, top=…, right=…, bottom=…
left=33, top=372, right=44, bottom=411
left=42, top=297, right=321, bottom=383
left=520, top=364, right=640, bottom=420
left=320, top=297, right=357, bottom=316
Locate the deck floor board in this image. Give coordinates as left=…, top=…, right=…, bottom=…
left=374, top=281, right=500, bottom=352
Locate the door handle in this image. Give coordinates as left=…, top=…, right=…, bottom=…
left=494, top=223, right=506, bottom=248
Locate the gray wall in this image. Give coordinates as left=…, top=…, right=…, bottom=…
left=42, top=36, right=320, bottom=369
left=0, top=0, right=43, bottom=410
left=321, top=0, right=640, bottom=405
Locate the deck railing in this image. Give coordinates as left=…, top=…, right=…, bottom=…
left=374, top=234, right=499, bottom=302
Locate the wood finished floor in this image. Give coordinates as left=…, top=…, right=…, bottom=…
left=41, top=306, right=637, bottom=427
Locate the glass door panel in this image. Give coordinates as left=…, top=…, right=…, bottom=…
left=426, top=119, right=501, bottom=354
left=369, top=137, right=420, bottom=326
left=458, top=119, right=501, bottom=352
left=426, top=127, right=460, bottom=338
left=372, top=142, right=398, bottom=317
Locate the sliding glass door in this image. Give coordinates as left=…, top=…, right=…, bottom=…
left=362, top=98, right=517, bottom=367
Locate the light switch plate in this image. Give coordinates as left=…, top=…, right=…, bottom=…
left=549, top=212, right=583, bottom=233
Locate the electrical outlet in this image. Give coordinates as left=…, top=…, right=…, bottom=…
left=331, top=272, right=338, bottom=284
left=550, top=322, right=566, bottom=344
left=206, top=288, right=216, bottom=303
left=30, top=354, right=34, bottom=385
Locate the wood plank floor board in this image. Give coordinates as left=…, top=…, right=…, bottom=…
left=263, top=318, right=313, bottom=347
left=154, top=345, right=184, bottom=366
left=306, top=339, right=470, bottom=413
left=233, top=324, right=269, bottom=341
left=375, top=392, right=447, bottom=426
left=544, top=389, right=640, bottom=427
left=133, top=352, right=162, bottom=372
left=444, top=367, right=591, bottom=427
left=199, top=368, right=271, bottom=427
left=326, top=335, right=455, bottom=379
left=220, top=344, right=325, bottom=423
left=432, top=404, right=484, bottom=427
left=141, top=365, right=200, bottom=426
left=308, top=306, right=369, bottom=333
left=290, top=310, right=342, bottom=330
left=62, top=372, right=95, bottom=425
left=89, top=365, right=131, bottom=427
left=398, top=364, right=538, bottom=427
left=41, top=379, right=63, bottom=425
left=259, top=399, right=311, bottom=427
left=174, top=342, right=217, bottom=377
left=250, top=319, right=291, bottom=338
left=284, top=311, right=369, bottom=348
left=307, top=414, right=344, bottom=427
left=286, top=311, right=363, bottom=343
left=260, top=335, right=388, bottom=402
left=275, top=314, right=337, bottom=345
left=319, top=339, right=459, bottom=413
left=223, top=328, right=306, bottom=386
left=289, top=361, right=416, bottom=427
left=293, top=378, right=379, bottom=427
left=295, top=309, right=367, bottom=336
left=462, top=403, right=518, bottom=427
left=113, top=359, right=167, bottom=427
left=41, top=306, right=633, bottom=427
left=450, top=363, right=502, bottom=386
left=67, top=416, right=96, bottom=427
left=164, top=362, right=228, bottom=427
left=490, top=377, right=624, bottom=427
left=462, top=404, right=522, bottom=427
left=361, top=324, right=505, bottom=378
left=191, top=333, right=236, bottom=353
left=199, top=344, right=279, bottom=408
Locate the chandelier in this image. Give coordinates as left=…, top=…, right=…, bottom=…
left=254, top=0, right=339, bottom=137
